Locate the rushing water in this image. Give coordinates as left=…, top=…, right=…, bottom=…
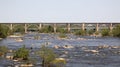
left=0, top=33, right=120, bottom=67
left=0, top=33, right=120, bottom=49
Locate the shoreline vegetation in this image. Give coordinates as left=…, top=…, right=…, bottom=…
left=0, top=24, right=120, bottom=39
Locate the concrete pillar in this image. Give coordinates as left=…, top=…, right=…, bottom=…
left=96, top=23, right=99, bottom=32
left=54, top=23, right=57, bottom=33
left=82, top=23, right=85, bottom=30
left=67, top=23, right=70, bottom=32
left=10, top=24, right=13, bottom=31
left=110, top=23, right=113, bottom=31
left=39, top=23, right=42, bottom=30
left=24, top=24, right=27, bottom=33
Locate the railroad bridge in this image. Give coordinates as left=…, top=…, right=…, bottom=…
left=0, top=22, right=119, bottom=33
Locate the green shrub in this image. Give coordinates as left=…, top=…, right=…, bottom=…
left=101, top=29, right=110, bottom=37
left=37, top=45, right=56, bottom=67
left=88, top=29, right=95, bottom=35
left=95, top=31, right=99, bottom=35
left=112, top=25, right=120, bottom=37
left=0, top=46, right=8, bottom=56
left=41, top=25, right=54, bottom=33
left=13, top=25, right=24, bottom=34
left=74, top=30, right=86, bottom=36
left=14, top=45, right=29, bottom=60
left=56, top=28, right=67, bottom=33
left=0, top=24, right=10, bottom=38
left=58, top=33, right=67, bottom=38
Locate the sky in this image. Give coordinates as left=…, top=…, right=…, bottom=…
left=0, top=0, right=120, bottom=23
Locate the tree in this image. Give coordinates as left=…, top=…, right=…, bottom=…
left=88, top=29, right=95, bottom=35
left=74, top=30, right=86, bottom=36
left=13, top=45, right=29, bottom=60
left=0, top=24, right=10, bottom=38
left=101, top=29, right=110, bottom=37
left=48, top=25, right=54, bottom=33
left=37, top=45, right=56, bottom=67
left=41, top=26, right=54, bottom=33
left=56, top=28, right=67, bottom=33
left=112, top=25, right=120, bottom=37
left=13, top=24, right=25, bottom=34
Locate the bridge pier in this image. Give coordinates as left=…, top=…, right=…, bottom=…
left=24, top=24, right=27, bottom=33
left=54, top=23, right=57, bottom=33
left=96, top=23, right=99, bottom=32
left=10, top=24, right=13, bottom=31
left=67, top=23, right=70, bottom=32
left=82, top=23, right=85, bottom=30
left=110, top=23, right=113, bottom=32
left=39, top=23, right=42, bottom=30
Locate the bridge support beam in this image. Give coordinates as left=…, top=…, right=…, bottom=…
left=110, top=23, right=113, bottom=32
left=39, top=23, right=42, bottom=31
left=10, top=24, right=13, bottom=31
left=82, top=23, right=85, bottom=30
left=24, top=24, right=27, bottom=33
left=67, top=23, right=70, bottom=32
left=96, top=23, right=99, bottom=32
left=54, top=23, right=57, bottom=33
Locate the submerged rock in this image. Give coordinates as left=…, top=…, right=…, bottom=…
left=63, top=45, right=74, bottom=49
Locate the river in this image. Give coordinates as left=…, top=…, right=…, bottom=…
left=0, top=33, right=120, bottom=67
left=0, top=33, right=120, bottom=48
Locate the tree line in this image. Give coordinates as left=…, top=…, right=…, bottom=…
left=0, top=24, right=120, bottom=38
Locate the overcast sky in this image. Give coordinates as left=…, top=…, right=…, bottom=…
left=0, top=0, right=120, bottom=23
